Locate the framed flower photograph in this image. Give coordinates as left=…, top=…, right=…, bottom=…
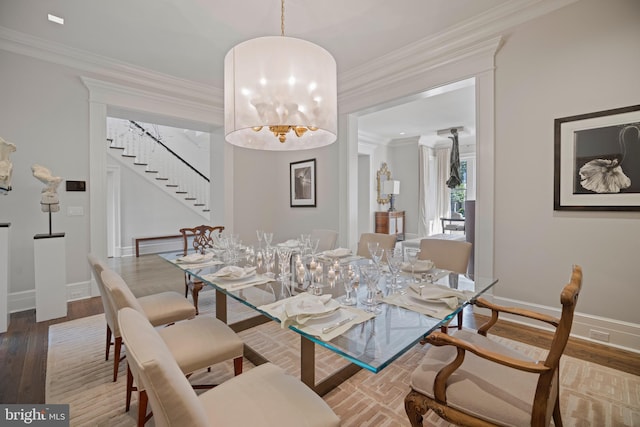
left=290, top=158, right=316, bottom=207
left=554, top=104, right=640, bottom=211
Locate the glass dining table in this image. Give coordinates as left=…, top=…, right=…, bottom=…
left=159, top=251, right=498, bottom=396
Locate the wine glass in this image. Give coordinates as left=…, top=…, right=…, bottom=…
left=369, top=246, right=383, bottom=271
left=385, top=248, right=403, bottom=289
left=367, top=242, right=379, bottom=259
left=339, top=265, right=357, bottom=306
left=263, top=246, right=275, bottom=278
left=309, top=238, right=320, bottom=258
left=263, top=232, right=274, bottom=249
left=406, top=248, right=421, bottom=283
left=256, top=229, right=264, bottom=248
left=359, top=264, right=381, bottom=314
left=276, top=246, right=292, bottom=284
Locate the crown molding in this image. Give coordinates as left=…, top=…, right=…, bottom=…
left=0, top=26, right=222, bottom=110
left=338, top=0, right=578, bottom=103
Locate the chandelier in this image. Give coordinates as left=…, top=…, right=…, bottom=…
left=224, top=0, right=337, bottom=151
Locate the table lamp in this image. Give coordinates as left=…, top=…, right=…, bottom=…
left=383, top=180, right=400, bottom=212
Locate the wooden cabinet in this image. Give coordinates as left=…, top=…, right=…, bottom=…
left=375, top=211, right=405, bottom=241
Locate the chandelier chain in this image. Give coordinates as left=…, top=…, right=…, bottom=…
left=281, top=0, right=285, bottom=36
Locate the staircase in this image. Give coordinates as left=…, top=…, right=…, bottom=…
left=107, top=120, right=210, bottom=219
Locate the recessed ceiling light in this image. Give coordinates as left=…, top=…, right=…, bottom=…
left=47, top=14, right=64, bottom=25
left=399, top=132, right=406, bottom=135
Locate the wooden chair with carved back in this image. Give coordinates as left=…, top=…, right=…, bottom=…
left=405, top=265, right=583, bottom=427
left=179, top=225, right=224, bottom=314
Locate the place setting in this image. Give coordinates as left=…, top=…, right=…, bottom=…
left=172, top=251, right=224, bottom=269
left=383, top=263, right=473, bottom=318
left=201, top=265, right=274, bottom=291
left=258, top=292, right=374, bottom=341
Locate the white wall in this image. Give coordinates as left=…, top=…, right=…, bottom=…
left=229, top=143, right=340, bottom=247
left=0, top=51, right=91, bottom=302
left=493, top=0, right=640, bottom=346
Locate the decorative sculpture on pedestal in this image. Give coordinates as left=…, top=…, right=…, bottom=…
left=32, top=164, right=63, bottom=237
left=0, top=137, right=16, bottom=195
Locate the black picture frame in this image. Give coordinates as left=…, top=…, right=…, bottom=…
left=290, top=159, right=316, bottom=207
left=554, top=104, right=640, bottom=211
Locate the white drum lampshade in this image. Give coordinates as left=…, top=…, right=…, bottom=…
left=224, top=36, right=337, bottom=151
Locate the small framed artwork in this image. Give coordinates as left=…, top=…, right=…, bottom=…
left=290, top=158, right=316, bottom=207
left=554, top=104, right=640, bottom=211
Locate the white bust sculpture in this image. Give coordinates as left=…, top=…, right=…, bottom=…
left=0, top=137, right=16, bottom=195
left=32, top=164, right=63, bottom=212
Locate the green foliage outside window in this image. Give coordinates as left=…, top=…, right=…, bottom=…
left=450, top=161, right=467, bottom=215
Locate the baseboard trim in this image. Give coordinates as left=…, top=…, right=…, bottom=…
left=473, top=296, right=640, bottom=354
left=9, top=280, right=94, bottom=314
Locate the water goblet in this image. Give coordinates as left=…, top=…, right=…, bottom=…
left=339, top=265, right=356, bottom=306
left=256, top=229, right=264, bottom=248
left=263, top=246, right=275, bottom=278
left=263, top=232, right=273, bottom=248
left=369, top=246, right=383, bottom=270
left=406, top=248, right=421, bottom=283
left=386, top=248, right=403, bottom=289
left=359, top=264, right=381, bottom=314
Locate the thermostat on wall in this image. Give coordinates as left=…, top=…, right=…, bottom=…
left=66, top=181, right=86, bottom=192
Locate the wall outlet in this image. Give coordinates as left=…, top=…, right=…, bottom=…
left=589, top=329, right=610, bottom=343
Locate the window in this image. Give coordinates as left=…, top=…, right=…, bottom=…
left=450, top=160, right=467, bottom=215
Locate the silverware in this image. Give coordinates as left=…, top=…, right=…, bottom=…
left=322, top=316, right=356, bottom=334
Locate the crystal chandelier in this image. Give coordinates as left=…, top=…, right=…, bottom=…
left=224, top=0, right=337, bottom=151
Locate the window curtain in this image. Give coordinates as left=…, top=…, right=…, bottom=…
left=418, top=145, right=451, bottom=236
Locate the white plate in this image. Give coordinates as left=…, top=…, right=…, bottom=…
left=406, top=286, right=447, bottom=304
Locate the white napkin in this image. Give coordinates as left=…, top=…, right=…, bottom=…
left=278, top=239, right=300, bottom=248
left=401, top=259, right=435, bottom=273
left=322, top=248, right=352, bottom=258
left=211, top=265, right=256, bottom=279
left=176, top=252, right=214, bottom=264
left=409, top=283, right=467, bottom=309
left=285, top=294, right=333, bottom=318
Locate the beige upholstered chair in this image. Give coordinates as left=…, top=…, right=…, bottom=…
left=118, top=307, right=341, bottom=427
left=405, top=265, right=583, bottom=427
left=87, top=254, right=196, bottom=381
left=311, top=229, right=339, bottom=252
left=180, top=225, right=224, bottom=314
left=418, top=239, right=472, bottom=332
left=356, top=233, right=397, bottom=259
left=101, top=269, right=244, bottom=427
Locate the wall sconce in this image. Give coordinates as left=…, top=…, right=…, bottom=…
left=383, top=180, right=400, bottom=212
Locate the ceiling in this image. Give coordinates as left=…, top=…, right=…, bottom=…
left=0, top=0, right=510, bottom=140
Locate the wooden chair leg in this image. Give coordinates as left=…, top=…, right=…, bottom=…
left=234, top=357, right=243, bottom=375
left=126, top=365, right=134, bottom=412
left=138, top=390, right=148, bottom=427
left=113, top=337, right=122, bottom=382
left=191, top=286, right=200, bottom=315
left=106, top=325, right=112, bottom=361
left=404, top=390, right=428, bottom=427
left=553, top=392, right=563, bottom=427
left=440, top=310, right=464, bottom=334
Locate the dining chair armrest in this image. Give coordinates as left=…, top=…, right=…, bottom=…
left=426, top=331, right=551, bottom=404
left=427, top=331, right=550, bottom=374
left=475, top=297, right=560, bottom=336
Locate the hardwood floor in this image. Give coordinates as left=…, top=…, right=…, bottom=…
left=1, top=255, right=638, bottom=405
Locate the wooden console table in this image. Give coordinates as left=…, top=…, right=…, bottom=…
left=375, top=211, right=405, bottom=241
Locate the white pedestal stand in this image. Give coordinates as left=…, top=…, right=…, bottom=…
left=34, top=232, right=67, bottom=322
left=0, top=223, right=10, bottom=333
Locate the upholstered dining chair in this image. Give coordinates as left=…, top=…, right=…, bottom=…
left=310, top=229, right=339, bottom=252
left=180, top=225, right=224, bottom=314
left=101, top=269, right=244, bottom=427
left=356, top=232, right=397, bottom=259
left=118, top=306, right=341, bottom=427
left=418, top=239, right=472, bottom=333
left=87, top=254, right=196, bottom=382
left=405, top=265, right=583, bottom=427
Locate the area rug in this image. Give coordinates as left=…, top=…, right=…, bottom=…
left=47, top=293, right=640, bottom=426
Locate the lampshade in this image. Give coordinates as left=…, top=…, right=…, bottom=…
left=224, top=36, right=337, bottom=151
left=383, top=180, right=400, bottom=195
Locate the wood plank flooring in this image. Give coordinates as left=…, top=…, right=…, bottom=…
left=0, top=254, right=638, bottom=406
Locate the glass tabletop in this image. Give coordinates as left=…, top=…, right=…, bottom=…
left=159, top=251, right=498, bottom=374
